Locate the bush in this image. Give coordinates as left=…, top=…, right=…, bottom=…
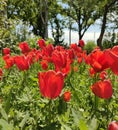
left=84, top=40, right=97, bottom=54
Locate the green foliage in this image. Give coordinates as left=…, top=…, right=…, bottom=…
left=0, top=1, right=24, bottom=53
left=102, top=32, right=118, bottom=49
left=7, top=0, right=65, bottom=39
left=0, top=44, right=117, bottom=129
left=102, top=39, right=112, bottom=49
left=0, top=0, right=10, bottom=51
left=62, top=0, right=102, bottom=39
left=84, top=40, right=97, bottom=54
left=50, top=15, right=64, bottom=46
left=1, top=0, right=116, bottom=49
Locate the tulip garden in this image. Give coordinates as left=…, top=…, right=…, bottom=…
left=0, top=39, right=118, bottom=130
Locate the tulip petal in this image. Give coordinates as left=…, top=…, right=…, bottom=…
left=38, top=70, right=64, bottom=99
left=91, top=80, right=113, bottom=99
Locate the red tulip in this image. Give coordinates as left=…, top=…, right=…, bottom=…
left=35, top=50, right=42, bottom=62
left=108, top=121, right=118, bottom=130
left=55, top=45, right=65, bottom=51
left=86, top=49, right=109, bottom=73
left=70, top=43, right=78, bottom=51
left=78, top=57, right=83, bottom=64
left=89, top=67, right=95, bottom=77
left=52, top=50, right=71, bottom=75
left=70, top=43, right=82, bottom=54
left=4, top=56, right=14, bottom=69
left=104, top=46, right=118, bottom=75
left=78, top=40, right=85, bottom=48
left=37, top=39, right=46, bottom=49
left=63, top=91, right=71, bottom=102
left=68, top=49, right=75, bottom=61
left=0, top=68, right=3, bottom=80
left=52, top=50, right=67, bottom=69
left=14, top=55, right=30, bottom=71
left=42, top=44, right=54, bottom=57
left=61, top=61, right=71, bottom=76
left=38, top=70, right=64, bottom=99
left=19, top=42, right=30, bottom=54
left=91, top=80, right=113, bottom=99
left=3, top=48, right=10, bottom=55
left=40, top=60, right=48, bottom=70
left=27, top=51, right=36, bottom=65
left=100, top=71, right=107, bottom=80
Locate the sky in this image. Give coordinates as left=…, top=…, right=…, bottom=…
left=48, top=23, right=101, bottom=45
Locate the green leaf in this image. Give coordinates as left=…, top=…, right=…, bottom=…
left=19, top=112, right=29, bottom=129
left=88, top=118, right=98, bottom=130
left=79, top=119, right=88, bottom=130
left=61, top=124, right=72, bottom=130
left=0, top=106, right=8, bottom=121
left=72, top=109, right=82, bottom=125
left=0, top=119, right=13, bottom=130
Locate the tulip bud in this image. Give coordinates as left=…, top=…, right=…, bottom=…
left=63, top=91, right=71, bottom=102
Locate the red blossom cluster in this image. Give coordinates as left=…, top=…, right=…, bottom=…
left=1, top=39, right=118, bottom=101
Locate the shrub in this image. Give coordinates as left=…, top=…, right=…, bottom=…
left=84, top=40, right=97, bottom=54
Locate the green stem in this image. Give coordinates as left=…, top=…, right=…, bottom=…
left=1, top=69, right=12, bottom=87
left=94, top=95, right=98, bottom=114
left=17, top=71, right=27, bottom=96
left=106, top=99, right=109, bottom=124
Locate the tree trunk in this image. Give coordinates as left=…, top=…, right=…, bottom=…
left=97, top=5, right=108, bottom=49
left=32, top=0, right=48, bottom=39
left=97, top=0, right=117, bottom=49
left=78, top=9, right=82, bottom=40
left=44, top=0, right=48, bottom=39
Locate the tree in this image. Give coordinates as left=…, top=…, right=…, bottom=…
left=0, top=0, right=8, bottom=42
left=97, top=0, right=117, bottom=49
left=0, top=0, right=14, bottom=50
left=7, top=0, right=65, bottom=40
left=50, top=15, right=64, bottom=45
left=62, top=0, right=101, bottom=40
left=7, top=0, right=49, bottom=39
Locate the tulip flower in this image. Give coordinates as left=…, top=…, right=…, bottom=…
left=4, top=56, right=14, bottom=69
left=52, top=50, right=67, bottom=68
left=3, top=48, right=10, bottom=55
left=104, top=45, right=118, bottom=75
left=91, top=80, right=113, bottom=99
left=63, top=91, right=71, bottom=102
left=40, top=60, right=48, bottom=70
left=14, top=55, right=30, bottom=71
left=19, top=42, right=30, bottom=54
left=108, top=121, right=118, bottom=130
left=89, top=67, right=95, bottom=77
left=51, top=50, right=71, bottom=75
left=38, top=70, right=64, bottom=99
left=70, top=43, right=78, bottom=51
left=78, top=40, right=85, bottom=48
left=42, top=44, right=54, bottom=57
left=0, top=68, right=3, bottom=80
left=86, top=49, right=109, bottom=73
left=100, top=71, right=107, bottom=80
left=37, top=39, right=46, bottom=49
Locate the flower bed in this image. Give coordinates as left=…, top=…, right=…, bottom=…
left=0, top=39, right=118, bottom=130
